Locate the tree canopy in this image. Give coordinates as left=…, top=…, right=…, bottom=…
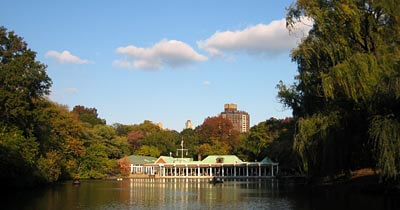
left=279, top=0, right=400, bottom=180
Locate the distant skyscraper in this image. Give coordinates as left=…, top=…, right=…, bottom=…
left=185, top=120, right=194, bottom=129
left=220, top=104, right=250, bottom=133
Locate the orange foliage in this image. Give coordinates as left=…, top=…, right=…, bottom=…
left=117, top=157, right=131, bottom=176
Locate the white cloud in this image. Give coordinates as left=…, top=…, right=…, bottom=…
left=197, top=17, right=312, bottom=57
left=64, top=87, right=79, bottom=94
left=114, top=39, right=208, bottom=70
left=46, top=50, right=91, bottom=64
left=203, top=80, right=211, bottom=86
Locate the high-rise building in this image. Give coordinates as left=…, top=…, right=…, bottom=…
left=220, top=104, right=250, bottom=133
left=185, top=120, right=194, bottom=129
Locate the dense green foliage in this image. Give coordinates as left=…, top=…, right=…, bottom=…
left=279, top=0, right=400, bottom=180
left=72, top=105, right=106, bottom=126
left=1, top=26, right=52, bottom=186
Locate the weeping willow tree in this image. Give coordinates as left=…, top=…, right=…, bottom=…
left=279, top=0, right=400, bottom=180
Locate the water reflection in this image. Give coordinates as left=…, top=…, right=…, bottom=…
left=4, top=179, right=399, bottom=210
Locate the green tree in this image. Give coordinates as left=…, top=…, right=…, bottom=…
left=36, top=151, right=62, bottom=183
left=112, top=123, right=134, bottom=136
left=131, top=120, right=162, bottom=135
left=280, top=0, right=400, bottom=179
left=194, top=144, right=212, bottom=160
left=0, top=126, right=39, bottom=186
left=180, top=128, right=200, bottom=159
left=79, top=144, right=114, bottom=179
left=0, top=26, right=52, bottom=132
left=72, top=105, right=106, bottom=126
left=0, top=26, right=51, bottom=186
left=141, top=130, right=180, bottom=155
left=34, top=101, right=87, bottom=180
left=134, top=145, right=161, bottom=157
left=91, top=124, right=130, bottom=159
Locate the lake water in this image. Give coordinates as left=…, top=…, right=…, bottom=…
left=5, top=179, right=399, bottom=210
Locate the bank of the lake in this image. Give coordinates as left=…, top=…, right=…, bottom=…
left=4, top=179, right=399, bottom=210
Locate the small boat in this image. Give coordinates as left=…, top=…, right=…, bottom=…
left=209, top=177, right=224, bottom=185
left=72, top=179, right=81, bottom=185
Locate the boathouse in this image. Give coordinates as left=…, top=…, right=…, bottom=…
left=129, top=155, right=278, bottom=178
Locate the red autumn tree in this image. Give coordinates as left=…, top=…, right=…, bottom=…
left=127, top=130, right=145, bottom=152
left=197, top=116, right=239, bottom=146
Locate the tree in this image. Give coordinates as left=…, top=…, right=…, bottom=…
left=34, top=101, right=87, bottom=180
left=72, top=105, right=106, bottom=126
left=131, top=120, right=162, bottom=135
left=0, top=26, right=52, bottom=133
left=141, top=130, right=180, bottom=155
left=36, top=151, right=62, bottom=183
left=180, top=128, right=200, bottom=159
left=197, top=116, right=239, bottom=146
left=117, top=156, right=131, bottom=176
left=0, top=126, right=39, bottom=186
left=91, top=124, right=130, bottom=159
left=194, top=144, right=212, bottom=160
left=134, top=145, right=161, bottom=157
left=126, top=130, right=145, bottom=153
left=0, top=26, right=52, bottom=187
left=281, top=0, right=400, bottom=179
left=112, top=123, right=134, bottom=136
left=79, top=144, right=114, bottom=179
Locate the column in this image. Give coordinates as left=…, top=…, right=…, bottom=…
left=234, top=165, right=236, bottom=177
left=272, top=165, right=274, bottom=176
left=197, top=165, right=200, bottom=176
left=162, top=167, right=165, bottom=177
left=130, top=164, right=133, bottom=173
left=209, top=166, right=213, bottom=176
left=246, top=165, right=249, bottom=177
left=186, top=165, right=188, bottom=177
left=174, top=165, right=177, bottom=177
left=259, top=164, right=261, bottom=177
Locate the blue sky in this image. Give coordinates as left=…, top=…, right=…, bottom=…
left=1, top=0, right=309, bottom=131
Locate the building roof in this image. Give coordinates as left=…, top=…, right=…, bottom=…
left=155, top=156, right=197, bottom=164
left=130, top=154, right=275, bottom=165
left=201, top=155, right=244, bottom=164
left=123, top=155, right=157, bottom=165
left=155, top=156, right=175, bottom=164
left=261, top=157, right=273, bottom=164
